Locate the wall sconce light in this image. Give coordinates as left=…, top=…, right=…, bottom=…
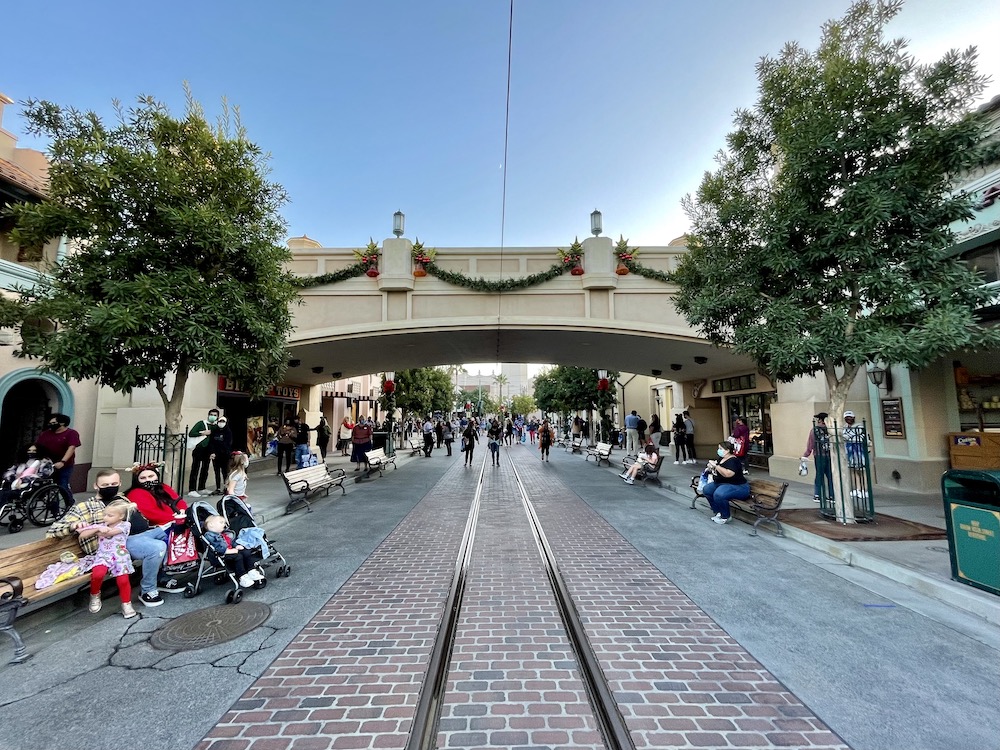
left=651, top=369, right=662, bottom=377
left=590, top=209, right=603, bottom=237
left=670, top=363, right=683, bottom=371
left=597, top=369, right=608, bottom=379
left=393, top=210, right=405, bottom=237
left=311, top=366, right=323, bottom=374
left=288, top=359, right=301, bottom=368
left=694, top=356, right=708, bottom=365
left=331, top=371, right=342, bottom=379
left=867, top=365, right=893, bottom=392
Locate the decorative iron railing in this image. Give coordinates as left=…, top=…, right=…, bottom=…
left=133, top=426, right=189, bottom=492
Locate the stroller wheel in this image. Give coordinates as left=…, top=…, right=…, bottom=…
left=183, top=583, right=197, bottom=598
left=230, top=588, right=244, bottom=604
left=225, top=589, right=235, bottom=604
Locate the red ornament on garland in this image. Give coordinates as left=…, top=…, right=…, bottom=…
left=597, top=378, right=609, bottom=391
left=382, top=380, right=395, bottom=394
left=570, top=265, right=585, bottom=276
left=366, top=267, right=380, bottom=278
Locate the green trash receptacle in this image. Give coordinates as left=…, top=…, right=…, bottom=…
left=941, top=469, right=1000, bottom=596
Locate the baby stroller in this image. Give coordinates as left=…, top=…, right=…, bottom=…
left=184, top=500, right=265, bottom=604
left=218, top=494, right=291, bottom=579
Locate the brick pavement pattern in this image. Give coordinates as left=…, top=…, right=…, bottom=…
left=200, top=448, right=850, bottom=750
left=435, top=463, right=604, bottom=749
left=197, top=460, right=477, bottom=750
left=514, top=451, right=850, bottom=749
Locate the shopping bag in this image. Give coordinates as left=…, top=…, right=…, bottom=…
left=164, top=527, right=198, bottom=575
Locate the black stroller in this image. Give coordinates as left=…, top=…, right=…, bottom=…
left=184, top=500, right=266, bottom=604
left=218, top=494, right=291, bottom=579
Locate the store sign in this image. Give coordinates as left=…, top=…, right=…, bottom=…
left=218, top=376, right=301, bottom=401
left=880, top=398, right=906, bottom=439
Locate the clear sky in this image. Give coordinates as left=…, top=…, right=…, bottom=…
left=4, top=1, right=998, bottom=251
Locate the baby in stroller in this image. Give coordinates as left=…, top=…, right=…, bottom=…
left=202, top=514, right=266, bottom=588
left=218, top=494, right=290, bottom=579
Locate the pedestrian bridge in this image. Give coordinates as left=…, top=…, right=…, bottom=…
left=284, top=234, right=756, bottom=384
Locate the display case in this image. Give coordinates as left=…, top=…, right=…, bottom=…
left=956, top=374, right=1000, bottom=431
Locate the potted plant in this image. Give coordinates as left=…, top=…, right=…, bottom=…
left=412, top=240, right=435, bottom=277
left=354, top=240, right=381, bottom=278
left=558, top=238, right=584, bottom=276
left=613, top=236, right=637, bottom=275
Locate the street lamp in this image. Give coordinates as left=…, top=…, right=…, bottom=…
left=867, top=365, right=893, bottom=392
left=383, top=370, right=396, bottom=455
left=392, top=210, right=405, bottom=238
left=590, top=209, right=603, bottom=237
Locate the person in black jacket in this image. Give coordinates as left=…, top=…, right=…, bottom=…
left=209, top=416, right=233, bottom=495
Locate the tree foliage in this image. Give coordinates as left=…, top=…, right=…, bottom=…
left=534, top=366, right=617, bottom=416
left=383, top=367, right=454, bottom=420
left=6, top=90, right=297, bottom=432
left=510, top=393, right=537, bottom=416
left=675, top=0, right=1000, bottom=412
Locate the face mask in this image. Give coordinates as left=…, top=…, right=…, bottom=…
left=208, top=415, right=218, bottom=424
left=140, top=480, right=160, bottom=490
left=48, top=423, right=60, bottom=431
left=717, top=448, right=726, bottom=458
left=98, top=485, right=120, bottom=501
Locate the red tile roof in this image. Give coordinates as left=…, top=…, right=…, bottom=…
left=0, top=156, right=47, bottom=198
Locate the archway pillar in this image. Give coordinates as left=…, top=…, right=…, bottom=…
left=378, top=237, right=415, bottom=291
left=581, top=236, right=618, bottom=289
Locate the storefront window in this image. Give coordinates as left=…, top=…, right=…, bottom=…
left=726, top=392, right=776, bottom=467
left=966, top=241, right=999, bottom=285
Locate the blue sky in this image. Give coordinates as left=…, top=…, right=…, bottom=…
left=4, top=1, right=998, bottom=250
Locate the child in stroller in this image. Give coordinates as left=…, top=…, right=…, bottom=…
left=218, top=494, right=290, bottom=579
left=202, top=514, right=265, bottom=589
left=185, top=500, right=268, bottom=603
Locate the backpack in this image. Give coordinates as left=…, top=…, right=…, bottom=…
left=637, top=418, right=648, bottom=434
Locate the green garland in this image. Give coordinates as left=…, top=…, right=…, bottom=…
left=425, top=260, right=568, bottom=291
left=624, top=260, right=673, bottom=284
left=292, top=264, right=367, bottom=288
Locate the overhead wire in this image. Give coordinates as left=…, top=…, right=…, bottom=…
left=495, top=0, right=514, bottom=369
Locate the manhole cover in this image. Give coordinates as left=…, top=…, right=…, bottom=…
left=151, top=601, right=271, bottom=651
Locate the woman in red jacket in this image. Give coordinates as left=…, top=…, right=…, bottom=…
left=126, top=464, right=188, bottom=527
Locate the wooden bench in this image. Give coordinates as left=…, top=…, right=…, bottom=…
left=363, top=448, right=398, bottom=479
left=1, top=535, right=96, bottom=664
left=586, top=442, right=614, bottom=466
left=566, top=437, right=584, bottom=454
left=281, top=464, right=347, bottom=514
left=621, top=454, right=665, bottom=486
left=690, top=476, right=789, bottom=536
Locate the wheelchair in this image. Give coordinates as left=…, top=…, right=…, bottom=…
left=0, top=477, right=69, bottom=533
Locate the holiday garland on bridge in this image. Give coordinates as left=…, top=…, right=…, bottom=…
left=294, top=236, right=670, bottom=290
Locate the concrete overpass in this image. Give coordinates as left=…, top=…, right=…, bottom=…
left=284, top=234, right=757, bottom=384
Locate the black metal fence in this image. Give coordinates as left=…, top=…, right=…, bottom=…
left=813, top=419, right=875, bottom=523
left=133, top=426, right=189, bottom=492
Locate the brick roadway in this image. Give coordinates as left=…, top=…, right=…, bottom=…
left=435, top=459, right=604, bottom=750
left=200, top=449, right=850, bottom=750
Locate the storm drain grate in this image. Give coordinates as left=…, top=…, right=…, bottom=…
left=150, top=601, right=271, bottom=651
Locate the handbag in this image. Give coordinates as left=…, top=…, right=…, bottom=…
left=659, top=431, right=671, bottom=447
left=164, top=527, right=198, bottom=575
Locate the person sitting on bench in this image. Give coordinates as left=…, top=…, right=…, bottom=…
left=620, top=442, right=658, bottom=485
left=702, top=439, right=750, bottom=525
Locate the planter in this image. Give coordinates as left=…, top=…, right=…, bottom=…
left=615, top=262, right=630, bottom=276
left=365, top=268, right=380, bottom=278
left=570, top=265, right=585, bottom=276
left=413, top=265, right=428, bottom=277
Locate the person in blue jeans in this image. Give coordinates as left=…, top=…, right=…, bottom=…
left=702, top=439, right=750, bottom=525
left=802, top=412, right=835, bottom=502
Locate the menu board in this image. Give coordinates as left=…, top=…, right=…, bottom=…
left=881, top=398, right=905, bottom=438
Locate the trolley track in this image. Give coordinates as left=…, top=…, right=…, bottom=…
left=405, top=449, right=635, bottom=750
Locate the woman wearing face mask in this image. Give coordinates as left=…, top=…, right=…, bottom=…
left=126, top=465, right=188, bottom=528
left=702, top=438, right=749, bottom=525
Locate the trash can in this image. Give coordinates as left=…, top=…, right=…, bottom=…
left=941, top=469, right=1000, bottom=596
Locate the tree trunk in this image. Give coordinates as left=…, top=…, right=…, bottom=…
left=824, top=364, right=860, bottom=524
left=156, top=368, right=190, bottom=437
